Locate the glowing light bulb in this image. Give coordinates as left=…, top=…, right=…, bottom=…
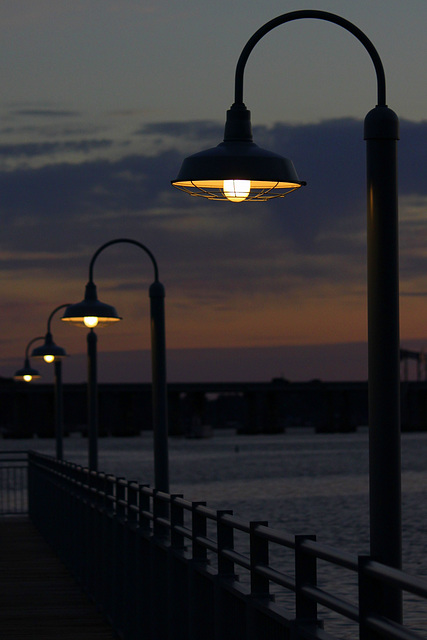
left=223, top=179, right=251, bottom=203
left=23, top=374, right=32, bottom=382
left=44, top=355, right=55, bottom=363
left=84, top=316, right=99, bottom=328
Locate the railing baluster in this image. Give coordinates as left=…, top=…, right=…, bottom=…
left=192, top=502, right=208, bottom=562
left=250, top=521, right=270, bottom=598
left=217, top=510, right=235, bottom=578
left=295, top=534, right=318, bottom=625
left=170, top=494, right=185, bottom=550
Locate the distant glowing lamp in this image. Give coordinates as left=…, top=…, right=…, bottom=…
left=14, top=337, right=43, bottom=382
left=61, top=282, right=121, bottom=328
left=14, top=362, right=41, bottom=382
left=31, top=332, right=68, bottom=362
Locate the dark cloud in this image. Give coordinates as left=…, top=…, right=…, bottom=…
left=0, top=139, right=113, bottom=158
left=134, top=120, right=223, bottom=141
left=0, top=117, right=425, bottom=296
left=10, top=108, right=83, bottom=118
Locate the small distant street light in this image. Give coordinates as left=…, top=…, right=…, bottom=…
left=14, top=337, right=43, bottom=382
left=62, top=238, right=169, bottom=492
left=172, top=10, right=402, bottom=621
left=31, top=304, right=71, bottom=459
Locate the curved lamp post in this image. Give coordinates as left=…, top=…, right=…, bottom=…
left=62, top=238, right=169, bottom=492
left=14, top=337, right=43, bottom=382
left=173, top=10, right=401, bottom=620
left=31, top=304, right=71, bottom=460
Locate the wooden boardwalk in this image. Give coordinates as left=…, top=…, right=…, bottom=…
left=0, top=517, right=116, bottom=639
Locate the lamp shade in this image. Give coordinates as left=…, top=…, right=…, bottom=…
left=14, top=358, right=41, bottom=382
left=61, top=281, right=122, bottom=328
left=172, top=104, right=305, bottom=201
left=31, top=333, right=68, bottom=362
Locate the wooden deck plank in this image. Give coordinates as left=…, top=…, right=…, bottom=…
left=0, top=517, right=116, bottom=639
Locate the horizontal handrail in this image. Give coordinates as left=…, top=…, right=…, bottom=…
left=364, top=559, right=427, bottom=599
left=301, top=584, right=360, bottom=622
left=299, top=537, right=358, bottom=571
left=366, top=615, right=423, bottom=640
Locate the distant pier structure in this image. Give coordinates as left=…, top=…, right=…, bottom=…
left=400, top=348, right=426, bottom=382
left=2, top=374, right=427, bottom=437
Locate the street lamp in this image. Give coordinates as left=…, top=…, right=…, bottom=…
left=14, top=337, right=43, bottom=382
left=31, top=304, right=71, bottom=460
left=61, top=266, right=121, bottom=472
left=172, top=10, right=401, bottom=621
left=62, top=238, right=169, bottom=492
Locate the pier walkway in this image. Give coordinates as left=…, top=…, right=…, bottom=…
left=0, top=516, right=115, bottom=639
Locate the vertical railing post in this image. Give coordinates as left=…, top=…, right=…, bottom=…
left=104, top=474, right=116, bottom=622
left=217, top=510, right=235, bottom=578
left=170, top=494, right=185, bottom=551
left=151, top=489, right=171, bottom=640
left=138, top=484, right=151, bottom=534
left=294, top=535, right=318, bottom=626
left=94, top=471, right=106, bottom=610
left=215, top=510, right=236, bottom=640
left=188, top=502, right=208, bottom=640
left=153, top=488, right=168, bottom=540
left=77, top=466, right=88, bottom=587
left=112, top=478, right=126, bottom=635
left=27, top=452, right=35, bottom=522
left=359, top=555, right=383, bottom=640
left=250, top=521, right=270, bottom=598
left=248, top=522, right=271, bottom=640
left=169, top=495, right=187, bottom=640
left=136, top=485, right=152, bottom=640
left=87, top=470, right=98, bottom=598
left=192, top=502, right=208, bottom=562
left=124, top=481, right=139, bottom=640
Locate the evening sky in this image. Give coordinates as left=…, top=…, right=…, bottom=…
left=2, top=0, right=427, bottom=383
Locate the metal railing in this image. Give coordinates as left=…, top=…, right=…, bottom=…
left=0, top=450, right=28, bottom=515
left=24, top=451, right=427, bottom=640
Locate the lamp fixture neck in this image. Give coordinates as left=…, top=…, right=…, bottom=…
left=224, top=103, right=253, bottom=142
left=84, top=280, right=99, bottom=302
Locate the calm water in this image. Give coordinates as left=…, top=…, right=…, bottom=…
left=3, top=428, right=427, bottom=634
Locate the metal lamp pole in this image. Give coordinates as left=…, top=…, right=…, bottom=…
left=62, top=239, right=169, bottom=491
left=32, top=303, right=71, bottom=460
left=172, top=10, right=401, bottom=620
left=87, top=328, right=98, bottom=471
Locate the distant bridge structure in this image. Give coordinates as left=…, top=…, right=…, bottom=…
left=2, top=377, right=427, bottom=437
left=400, top=348, right=426, bottom=382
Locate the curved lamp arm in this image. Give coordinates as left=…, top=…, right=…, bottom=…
left=46, top=303, right=72, bottom=334
left=234, top=9, right=386, bottom=107
left=25, top=336, right=44, bottom=359
left=88, top=238, right=160, bottom=283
